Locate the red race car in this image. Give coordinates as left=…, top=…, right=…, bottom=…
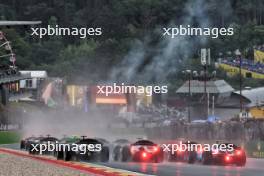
left=202, top=143, right=246, bottom=166
left=116, top=140, right=164, bottom=163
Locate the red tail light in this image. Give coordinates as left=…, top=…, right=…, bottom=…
left=142, top=152, right=147, bottom=158
left=225, top=156, right=230, bottom=162
left=236, top=150, right=242, bottom=155
left=178, top=147, right=183, bottom=153
left=153, top=146, right=158, bottom=152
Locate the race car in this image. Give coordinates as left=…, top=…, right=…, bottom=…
left=21, top=136, right=46, bottom=152
left=202, top=143, right=246, bottom=166
left=28, top=135, right=58, bottom=155
left=20, top=136, right=40, bottom=150
left=113, top=139, right=131, bottom=161
left=168, top=141, right=203, bottom=164
left=61, top=136, right=109, bottom=162
left=54, top=136, right=80, bottom=160
left=114, top=139, right=164, bottom=163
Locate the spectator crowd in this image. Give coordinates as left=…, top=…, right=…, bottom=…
left=222, top=58, right=264, bottom=74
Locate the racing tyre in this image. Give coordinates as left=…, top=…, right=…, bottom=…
left=236, top=157, right=246, bottom=167
left=188, top=151, right=197, bottom=164
left=70, top=152, right=80, bottom=162
left=28, top=144, right=37, bottom=155
left=121, top=146, right=130, bottom=162
left=113, top=146, right=121, bottom=161
left=100, top=147, right=110, bottom=162
left=63, top=151, right=71, bottom=161
left=20, top=141, right=25, bottom=150
left=202, top=151, right=212, bottom=165
left=154, top=153, right=164, bottom=163
left=56, top=151, right=63, bottom=160
left=168, top=153, right=177, bottom=162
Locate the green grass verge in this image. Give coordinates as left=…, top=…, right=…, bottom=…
left=0, top=131, right=21, bottom=144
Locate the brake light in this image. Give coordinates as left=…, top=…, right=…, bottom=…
left=142, top=152, right=147, bottom=158
left=178, top=147, right=183, bottom=153
left=236, top=150, right=242, bottom=155
left=225, top=156, right=230, bottom=161
left=153, top=146, right=158, bottom=152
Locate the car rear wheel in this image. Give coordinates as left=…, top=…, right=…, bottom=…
left=236, top=157, right=246, bottom=167
left=202, top=151, right=212, bottom=165
left=28, top=145, right=37, bottom=155
left=63, top=151, right=71, bottom=161
left=121, top=147, right=130, bottom=162
left=71, top=153, right=80, bottom=162
left=100, top=147, right=109, bottom=162
left=20, top=141, right=25, bottom=150
left=113, top=146, right=121, bottom=161
left=188, top=152, right=197, bottom=164
left=154, top=154, right=163, bottom=163
left=56, top=151, right=63, bottom=160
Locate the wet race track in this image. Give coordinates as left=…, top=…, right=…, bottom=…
left=99, top=159, right=264, bottom=176
left=1, top=144, right=263, bottom=176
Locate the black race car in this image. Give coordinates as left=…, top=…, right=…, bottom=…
left=62, top=137, right=109, bottom=162
left=168, top=141, right=203, bottom=164
left=113, top=139, right=131, bottom=162
left=202, top=143, right=246, bottom=166
left=54, top=136, right=80, bottom=160
left=20, top=136, right=40, bottom=151
left=114, top=139, right=163, bottom=163
left=28, top=135, right=58, bottom=155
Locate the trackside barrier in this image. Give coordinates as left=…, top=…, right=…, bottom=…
left=245, top=140, right=264, bottom=158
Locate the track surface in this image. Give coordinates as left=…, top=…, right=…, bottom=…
left=1, top=144, right=263, bottom=176
left=100, top=159, right=264, bottom=176
left=0, top=147, right=150, bottom=176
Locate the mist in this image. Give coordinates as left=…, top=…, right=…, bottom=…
left=20, top=0, right=234, bottom=140
left=21, top=105, right=142, bottom=141
left=109, top=0, right=233, bottom=83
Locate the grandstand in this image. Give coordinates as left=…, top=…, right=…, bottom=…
left=218, top=57, right=264, bottom=79
left=218, top=45, right=264, bottom=79
left=254, top=45, right=264, bottom=63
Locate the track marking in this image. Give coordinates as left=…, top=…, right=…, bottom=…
left=83, top=163, right=154, bottom=176
left=0, top=148, right=154, bottom=176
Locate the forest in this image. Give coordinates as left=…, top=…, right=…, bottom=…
left=0, top=0, right=264, bottom=88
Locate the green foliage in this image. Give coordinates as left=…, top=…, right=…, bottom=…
left=59, top=40, right=98, bottom=61
left=0, top=0, right=263, bottom=87
left=0, top=131, right=21, bottom=144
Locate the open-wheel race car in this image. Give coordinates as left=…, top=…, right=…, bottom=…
left=57, top=136, right=109, bottom=162
left=113, top=139, right=163, bottom=163
left=202, top=143, right=246, bottom=166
